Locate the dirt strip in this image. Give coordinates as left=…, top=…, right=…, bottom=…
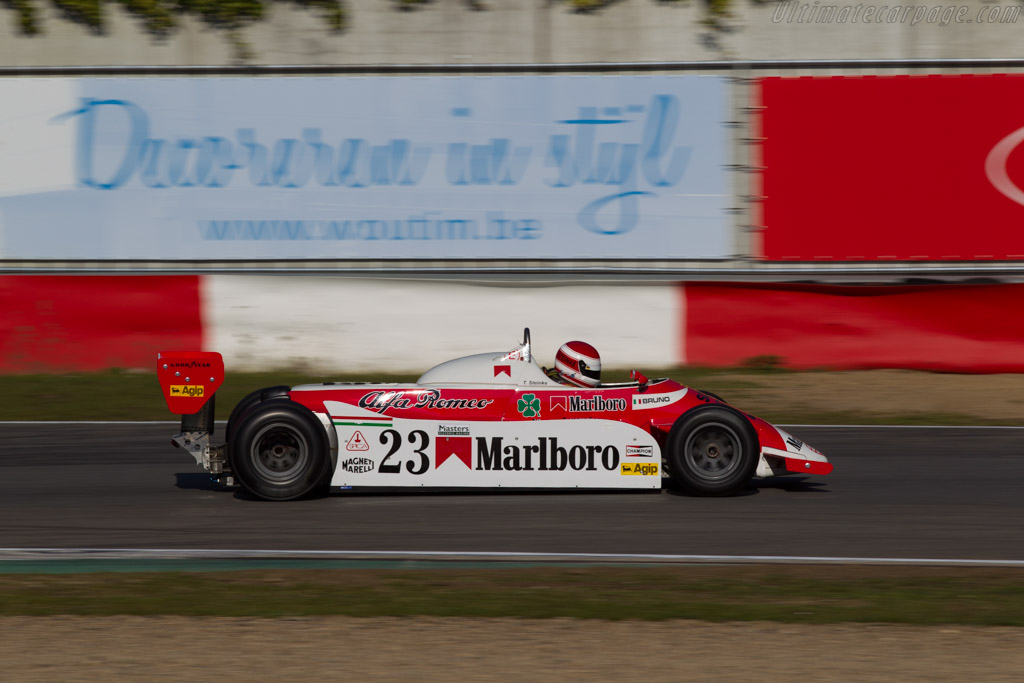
left=703, top=369, right=1024, bottom=422
left=3, top=616, right=1022, bottom=682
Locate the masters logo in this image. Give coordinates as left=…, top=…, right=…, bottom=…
left=169, top=385, right=204, bottom=398
left=438, top=424, right=471, bottom=437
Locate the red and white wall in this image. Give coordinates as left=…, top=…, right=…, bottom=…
left=4, top=275, right=1024, bottom=374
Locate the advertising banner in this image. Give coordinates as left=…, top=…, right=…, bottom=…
left=0, top=76, right=729, bottom=261
left=760, top=74, right=1024, bottom=261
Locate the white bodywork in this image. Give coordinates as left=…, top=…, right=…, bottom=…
left=327, top=402, right=661, bottom=489
left=756, top=427, right=832, bottom=477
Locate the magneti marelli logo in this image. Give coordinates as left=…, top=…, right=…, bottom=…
left=517, top=393, right=541, bottom=418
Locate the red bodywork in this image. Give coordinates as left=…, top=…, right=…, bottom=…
left=286, top=379, right=791, bottom=453
left=157, top=351, right=225, bottom=415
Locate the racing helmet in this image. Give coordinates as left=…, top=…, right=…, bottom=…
left=554, top=341, right=602, bottom=388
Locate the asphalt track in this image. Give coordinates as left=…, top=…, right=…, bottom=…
left=1, top=424, right=1023, bottom=562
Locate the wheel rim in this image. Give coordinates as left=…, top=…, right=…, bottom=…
left=683, top=422, right=743, bottom=482
left=250, top=422, right=310, bottom=485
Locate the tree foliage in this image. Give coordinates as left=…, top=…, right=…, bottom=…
left=568, top=0, right=735, bottom=27
left=4, top=1, right=346, bottom=60
left=3, top=0, right=740, bottom=62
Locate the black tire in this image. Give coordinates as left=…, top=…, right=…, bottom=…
left=229, top=400, right=331, bottom=501
left=666, top=406, right=759, bottom=496
left=226, top=386, right=290, bottom=444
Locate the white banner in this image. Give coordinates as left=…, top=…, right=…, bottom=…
left=0, top=76, right=729, bottom=260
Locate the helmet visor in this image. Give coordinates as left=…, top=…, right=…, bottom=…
left=578, top=361, right=601, bottom=382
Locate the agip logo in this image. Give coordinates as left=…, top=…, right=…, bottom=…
left=169, top=385, right=204, bottom=398
left=621, top=462, right=658, bottom=476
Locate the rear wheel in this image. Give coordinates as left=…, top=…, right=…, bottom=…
left=226, top=385, right=290, bottom=444
left=229, top=400, right=330, bottom=501
left=666, top=407, right=758, bottom=496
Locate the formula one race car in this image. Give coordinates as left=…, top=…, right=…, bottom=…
left=158, top=329, right=831, bottom=501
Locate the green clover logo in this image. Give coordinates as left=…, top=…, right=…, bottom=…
left=517, top=393, right=541, bottom=418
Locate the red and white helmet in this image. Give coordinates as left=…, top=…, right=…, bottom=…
left=554, top=341, right=602, bottom=388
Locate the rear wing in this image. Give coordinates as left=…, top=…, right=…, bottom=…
left=159, top=351, right=226, bottom=471
left=157, top=351, right=225, bottom=414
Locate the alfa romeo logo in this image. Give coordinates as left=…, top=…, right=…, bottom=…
left=517, top=393, right=541, bottom=418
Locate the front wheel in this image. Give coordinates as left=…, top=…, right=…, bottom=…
left=229, top=400, right=331, bottom=501
left=666, top=407, right=759, bottom=496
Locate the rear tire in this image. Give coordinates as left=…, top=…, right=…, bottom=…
left=226, top=386, right=290, bottom=444
left=666, top=407, right=758, bottom=496
left=229, top=400, right=330, bottom=501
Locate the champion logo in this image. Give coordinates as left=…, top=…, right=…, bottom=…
left=625, top=445, right=654, bottom=458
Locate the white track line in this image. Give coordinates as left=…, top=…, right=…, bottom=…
left=1, top=548, right=1023, bottom=566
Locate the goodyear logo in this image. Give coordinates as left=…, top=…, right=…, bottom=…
left=621, top=462, right=658, bottom=476
left=170, top=385, right=204, bottom=398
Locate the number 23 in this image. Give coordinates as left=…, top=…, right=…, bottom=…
left=378, top=429, right=429, bottom=475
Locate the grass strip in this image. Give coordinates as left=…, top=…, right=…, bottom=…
left=1, top=565, right=1024, bottom=625
left=0, top=368, right=746, bottom=421
left=1, top=367, right=1021, bottom=425
left=0, top=369, right=417, bottom=421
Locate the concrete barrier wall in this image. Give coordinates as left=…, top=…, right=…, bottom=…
left=0, top=275, right=202, bottom=373
left=2, top=0, right=1023, bottom=66
left=684, top=282, right=1024, bottom=372
left=0, top=275, right=682, bottom=373
left=202, top=276, right=682, bottom=373
left=7, top=275, right=1024, bottom=374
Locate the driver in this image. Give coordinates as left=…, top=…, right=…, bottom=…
left=545, top=341, right=602, bottom=388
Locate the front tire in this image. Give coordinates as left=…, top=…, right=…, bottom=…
left=666, top=407, right=759, bottom=496
left=229, top=400, right=330, bottom=501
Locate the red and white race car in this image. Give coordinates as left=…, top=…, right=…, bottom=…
left=158, top=329, right=831, bottom=501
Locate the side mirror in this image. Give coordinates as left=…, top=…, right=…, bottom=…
left=631, top=369, right=649, bottom=389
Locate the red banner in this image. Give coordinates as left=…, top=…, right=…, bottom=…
left=685, top=282, right=1024, bottom=372
left=760, top=75, right=1024, bottom=261
left=0, top=276, right=202, bottom=373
